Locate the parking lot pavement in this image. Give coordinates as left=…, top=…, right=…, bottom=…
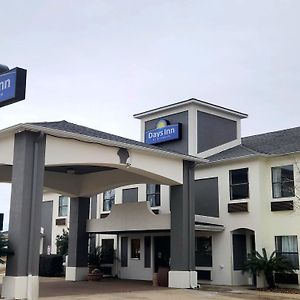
left=2, top=277, right=300, bottom=300
left=41, top=287, right=300, bottom=300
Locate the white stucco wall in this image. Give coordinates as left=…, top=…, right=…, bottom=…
left=195, top=153, right=300, bottom=286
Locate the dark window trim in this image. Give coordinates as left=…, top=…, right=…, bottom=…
left=58, top=195, right=69, bottom=217
left=229, top=168, right=249, bottom=200
left=271, top=165, right=295, bottom=199
left=271, top=200, right=294, bottom=211
left=146, top=184, right=161, bottom=207
left=131, top=238, right=141, bottom=260
left=275, top=235, right=299, bottom=270
left=195, top=236, right=213, bottom=267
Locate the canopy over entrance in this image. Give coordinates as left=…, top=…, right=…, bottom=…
left=0, top=121, right=205, bottom=196
left=0, top=121, right=205, bottom=299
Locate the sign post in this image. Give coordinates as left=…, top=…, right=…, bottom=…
left=0, top=213, right=3, bottom=231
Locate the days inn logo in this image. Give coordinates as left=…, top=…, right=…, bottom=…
left=145, top=119, right=181, bottom=145
left=0, top=78, right=11, bottom=93
left=0, top=70, right=17, bottom=103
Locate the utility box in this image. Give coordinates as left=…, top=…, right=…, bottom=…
left=0, top=213, right=3, bottom=231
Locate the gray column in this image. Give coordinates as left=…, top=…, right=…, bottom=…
left=169, top=160, right=197, bottom=288
left=2, top=131, right=46, bottom=299
left=66, top=197, right=90, bottom=281
left=89, top=195, right=97, bottom=253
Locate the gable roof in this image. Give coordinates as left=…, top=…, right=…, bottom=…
left=207, top=126, right=300, bottom=163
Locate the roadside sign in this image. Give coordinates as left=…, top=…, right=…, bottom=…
left=0, top=68, right=27, bottom=108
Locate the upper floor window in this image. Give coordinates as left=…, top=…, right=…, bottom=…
left=272, top=165, right=295, bottom=198
left=103, top=189, right=115, bottom=211
left=58, top=196, right=69, bottom=217
left=229, top=168, right=249, bottom=200
left=146, top=184, right=161, bottom=207
left=275, top=235, right=299, bottom=269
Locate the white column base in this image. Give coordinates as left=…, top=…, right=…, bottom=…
left=1, top=275, right=39, bottom=300
left=65, top=267, right=88, bottom=281
left=168, top=271, right=197, bottom=289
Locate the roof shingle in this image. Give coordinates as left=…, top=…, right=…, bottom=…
left=208, top=126, right=300, bottom=162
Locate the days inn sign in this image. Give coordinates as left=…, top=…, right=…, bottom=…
left=145, top=119, right=182, bottom=145
left=0, top=67, right=27, bottom=108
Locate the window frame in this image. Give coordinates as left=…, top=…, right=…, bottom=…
left=146, top=184, right=161, bottom=207
left=275, top=235, right=299, bottom=270
left=271, top=165, right=295, bottom=199
left=103, top=189, right=115, bottom=212
left=58, top=195, right=69, bottom=217
left=131, top=238, right=141, bottom=260
left=229, top=168, right=249, bottom=200
left=195, top=236, right=212, bottom=267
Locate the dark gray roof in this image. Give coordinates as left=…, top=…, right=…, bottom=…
left=29, top=120, right=198, bottom=159
left=208, top=126, right=300, bottom=163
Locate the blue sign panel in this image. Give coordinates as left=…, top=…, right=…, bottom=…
left=0, top=68, right=27, bottom=108
left=0, top=70, right=17, bottom=102
left=145, top=124, right=181, bottom=145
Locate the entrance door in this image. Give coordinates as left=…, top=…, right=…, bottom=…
left=154, top=236, right=170, bottom=272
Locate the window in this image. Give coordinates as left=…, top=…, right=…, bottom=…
left=229, top=168, right=249, bottom=200
left=122, top=188, right=138, bottom=203
left=121, top=237, right=128, bottom=267
left=146, top=184, right=161, bottom=207
left=272, top=165, right=295, bottom=198
left=275, top=236, right=299, bottom=269
left=101, top=239, right=114, bottom=264
left=232, top=234, right=247, bottom=270
left=58, top=196, right=68, bottom=217
left=131, top=239, right=140, bottom=259
left=195, top=236, right=212, bottom=267
left=103, top=189, right=115, bottom=211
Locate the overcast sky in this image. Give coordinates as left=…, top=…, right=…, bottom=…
left=1, top=0, right=300, bottom=230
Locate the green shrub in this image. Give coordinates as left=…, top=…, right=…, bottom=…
left=56, top=229, right=69, bottom=256
left=243, top=248, right=295, bottom=288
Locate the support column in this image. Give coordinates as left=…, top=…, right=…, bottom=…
left=66, top=197, right=90, bottom=281
left=2, top=131, right=46, bottom=300
left=169, top=160, right=197, bottom=289
left=89, top=195, right=97, bottom=253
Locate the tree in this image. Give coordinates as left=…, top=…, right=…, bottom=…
left=56, top=229, right=69, bottom=256
left=0, top=231, right=8, bottom=264
left=243, top=248, right=295, bottom=288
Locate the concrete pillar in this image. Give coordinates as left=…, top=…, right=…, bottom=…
left=89, top=195, right=97, bottom=253
left=66, top=197, right=90, bottom=281
left=169, top=160, right=197, bottom=288
left=1, top=131, right=46, bottom=300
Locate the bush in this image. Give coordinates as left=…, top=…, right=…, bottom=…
left=243, top=248, right=295, bottom=288
left=56, top=229, right=69, bottom=256
left=0, top=232, right=8, bottom=264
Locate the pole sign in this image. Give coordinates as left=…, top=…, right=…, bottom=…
left=0, top=213, right=3, bottom=231
left=0, top=68, right=27, bottom=108
left=145, top=119, right=182, bottom=145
